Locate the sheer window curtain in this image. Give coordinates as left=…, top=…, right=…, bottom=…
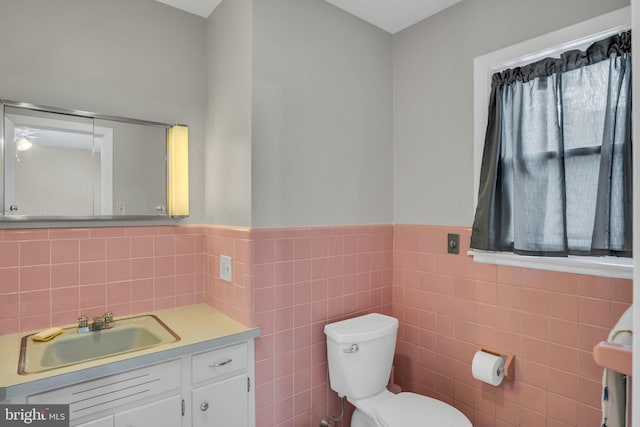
left=471, top=31, right=632, bottom=257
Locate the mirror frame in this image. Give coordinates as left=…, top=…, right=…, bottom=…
left=0, top=99, right=177, bottom=222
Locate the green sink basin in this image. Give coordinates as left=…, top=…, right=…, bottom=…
left=19, top=315, right=180, bottom=374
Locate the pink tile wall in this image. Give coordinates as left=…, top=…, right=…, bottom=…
left=251, top=225, right=394, bottom=427
left=3, top=222, right=631, bottom=427
left=203, top=225, right=253, bottom=326
left=0, top=225, right=204, bottom=335
left=393, top=224, right=633, bottom=427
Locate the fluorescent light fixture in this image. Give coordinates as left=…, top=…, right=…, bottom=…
left=167, top=125, right=189, bottom=218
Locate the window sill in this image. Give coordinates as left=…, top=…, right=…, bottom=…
left=468, top=250, right=632, bottom=280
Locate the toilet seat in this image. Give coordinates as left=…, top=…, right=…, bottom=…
left=375, top=392, right=472, bottom=427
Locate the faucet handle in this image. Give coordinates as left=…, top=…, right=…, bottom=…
left=77, top=315, right=90, bottom=333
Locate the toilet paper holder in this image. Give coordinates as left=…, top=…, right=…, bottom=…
left=477, top=347, right=515, bottom=382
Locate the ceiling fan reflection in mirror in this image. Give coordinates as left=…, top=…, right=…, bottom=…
left=14, top=127, right=39, bottom=152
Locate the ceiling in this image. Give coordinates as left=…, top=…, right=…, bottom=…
left=155, top=0, right=222, bottom=19
left=154, top=0, right=463, bottom=34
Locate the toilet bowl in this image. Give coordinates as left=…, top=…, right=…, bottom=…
left=324, top=313, right=472, bottom=427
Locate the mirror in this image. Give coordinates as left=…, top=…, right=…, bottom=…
left=1, top=102, right=179, bottom=220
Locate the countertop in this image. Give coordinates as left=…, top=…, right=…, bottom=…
left=0, top=304, right=260, bottom=400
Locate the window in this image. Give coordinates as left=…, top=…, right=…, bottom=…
left=471, top=8, right=632, bottom=279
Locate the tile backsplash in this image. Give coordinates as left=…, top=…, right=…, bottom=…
left=0, top=225, right=204, bottom=335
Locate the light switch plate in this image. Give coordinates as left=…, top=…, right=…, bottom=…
left=220, top=255, right=232, bottom=282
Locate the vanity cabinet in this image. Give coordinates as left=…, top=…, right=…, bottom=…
left=190, top=342, right=250, bottom=427
left=76, top=416, right=113, bottom=427
left=115, top=395, right=183, bottom=427
left=29, top=359, right=182, bottom=422
left=10, top=339, right=255, bottom=427
left=76, top=396, right=183, bottom=427
left=192, top=375, right=248, bottom=427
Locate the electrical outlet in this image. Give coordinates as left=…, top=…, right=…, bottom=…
left=220, top=255, right=232, bottom=282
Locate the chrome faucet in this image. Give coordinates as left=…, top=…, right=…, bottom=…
left=78, top=312, right=116, bottom=333
left=91, top=316, right=104, bottom=331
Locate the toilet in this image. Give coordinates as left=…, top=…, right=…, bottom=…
left=324, top=313, right=472, bottom=427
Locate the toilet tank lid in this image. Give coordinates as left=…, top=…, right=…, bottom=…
left=324, top=313, right=398, bottom=343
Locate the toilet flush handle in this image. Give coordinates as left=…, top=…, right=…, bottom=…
left=343, top=344, right=359, bottom=353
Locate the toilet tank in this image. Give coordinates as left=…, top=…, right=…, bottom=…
left=324, top=313, right=398, bottom=400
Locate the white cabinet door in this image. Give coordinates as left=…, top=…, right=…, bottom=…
left=192, top=375, right=247, bottom=427
left=75, top=415, right=114, bottom=427
left=115, top=395, right=182, bottom=427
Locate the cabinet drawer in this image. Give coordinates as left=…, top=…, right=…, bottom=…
left=29, top=359, right=181, bottom=421
left=192, top=342, right=247, bottom=383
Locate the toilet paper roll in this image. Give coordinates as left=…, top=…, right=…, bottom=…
left=471, top=351, right=505, bottom=386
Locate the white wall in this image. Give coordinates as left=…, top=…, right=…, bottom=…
left=393, top=0, right=630, bottom=226
left=0, top=0, right=207, bottom=224
left=0, top=0, right=629, bottom=229
left=205, top=0, right=393, bottom=228
left=251, top=0, right=394, bottom=227
left=205, top=0, right=253, bottom=227
left=0, top=0, right=393, bottom=229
